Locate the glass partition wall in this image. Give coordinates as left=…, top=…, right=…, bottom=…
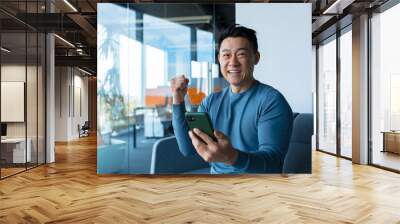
left=0, top=2, right=46, bottom=179
left=0, top=31, right=27, bottom=177
left=97, top=3, right=229, bottom=174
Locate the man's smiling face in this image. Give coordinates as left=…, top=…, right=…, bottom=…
left=218, top=37, right=260, bottom=87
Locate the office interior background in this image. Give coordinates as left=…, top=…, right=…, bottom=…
left=0, top=0, right=400, bottom=222
left=1, top=0, right=399, bottom=177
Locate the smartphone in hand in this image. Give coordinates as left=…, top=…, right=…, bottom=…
left=185, top=112, right=216, bottom=141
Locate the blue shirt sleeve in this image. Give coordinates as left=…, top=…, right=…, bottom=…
left=172, top=100, right=207, bottom=157
left=231, top=91, right=293, bottom=173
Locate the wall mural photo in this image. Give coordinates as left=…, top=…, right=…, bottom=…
left=97, top=3, right=313, bottom=174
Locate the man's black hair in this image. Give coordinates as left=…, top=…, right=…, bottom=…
left=218, top=24, right=258, bottom=53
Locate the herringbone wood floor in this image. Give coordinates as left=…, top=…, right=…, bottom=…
left=1, top=135, right=400, bottom=224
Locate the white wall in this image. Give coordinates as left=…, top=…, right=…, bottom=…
left=1, top=82, right=25, bottom=122
left=55, top=67, right=89, bottom=141
left=55, top=67, right=67, bottom=141
left=236, top=3, right=312, bottom=113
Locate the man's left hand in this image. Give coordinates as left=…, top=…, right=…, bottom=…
left=188, top=128, right=238, bottom=165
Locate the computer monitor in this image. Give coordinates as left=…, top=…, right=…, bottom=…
left=1, top=123, right=7, bottom=137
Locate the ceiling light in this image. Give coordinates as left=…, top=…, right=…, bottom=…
left=1, top=47, right=11, bottom=53
left=167, top=16, right=212, bottom=24
left=78, top=67, right=92, bottom=76
left=322, top=0, right=355, bottom=15
left=54, top=34, right=75, bottom=48
left=136, top=15, right=213, bottom=25
left=63, top=0, right=78, bottom=12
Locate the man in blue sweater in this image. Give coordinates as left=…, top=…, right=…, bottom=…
left=171, top=25, right=293, bottom=174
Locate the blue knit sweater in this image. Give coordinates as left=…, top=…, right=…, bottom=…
left=172, top=80, right=293, bottom=174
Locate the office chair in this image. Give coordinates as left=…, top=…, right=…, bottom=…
left=79, top=121, right=90, bottom=138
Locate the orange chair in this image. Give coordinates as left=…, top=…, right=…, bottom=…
left=145, top=86, right=171, bottom=106
left=187, top=87, right=206, bottom=105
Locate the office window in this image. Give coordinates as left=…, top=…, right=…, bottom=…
left=339, top=28, right=352, bottom=158
left=143, top=14, right=191, bottom=84
left=196, top=29, right=218, bottom=95
left=318, top=36, right=337, bottom=155
left=371, top=3, right=400, bottom=171
left=97, top=3, right=217, bottom=174
left=197, top=29, right=214, bottom=64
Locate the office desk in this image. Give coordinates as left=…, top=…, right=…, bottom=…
left=382, top=131, right=400, bottom=154
left=1, top=138, right=31, bottom=163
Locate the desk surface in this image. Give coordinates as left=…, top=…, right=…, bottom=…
left=381, top=131, right=400, bottom=134
left=1, top=138, right=27, bottom=143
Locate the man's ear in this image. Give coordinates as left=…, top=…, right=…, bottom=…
left=254, top=52, right=260, bottom=65
left=217, top=53, right=221, bottom=64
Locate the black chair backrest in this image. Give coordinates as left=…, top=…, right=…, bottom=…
left=151, top=136, right=209, bottom=174
left=82, top=121, right=90, bottom=129
left=283, top=113, right=313, bottom=174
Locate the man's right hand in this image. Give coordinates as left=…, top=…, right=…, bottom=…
left=170, top=75, right=189, bottom=104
